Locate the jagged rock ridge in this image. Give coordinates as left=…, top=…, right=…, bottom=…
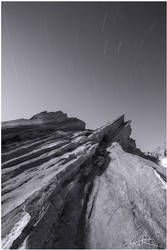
left=1, top=112, right=166, bottom=249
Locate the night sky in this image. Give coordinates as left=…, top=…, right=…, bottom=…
left=2, top=2, right=166, bottom=152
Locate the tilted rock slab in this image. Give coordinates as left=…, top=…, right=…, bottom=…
left=85, top=143, right=166, bottom=249
left=1, top=112, right=166, bottom=249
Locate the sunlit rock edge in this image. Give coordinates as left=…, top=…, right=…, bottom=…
left=1, top=111, right=166, bottom=249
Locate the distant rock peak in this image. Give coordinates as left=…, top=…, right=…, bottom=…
left=2, top=110, right=85, bottom=131
left=30, top=111, right=68, bottom=121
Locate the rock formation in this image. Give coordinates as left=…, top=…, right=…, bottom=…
left=1, top=112, right=166, bottom=249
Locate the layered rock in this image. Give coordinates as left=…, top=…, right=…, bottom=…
left=2, top=111, right=86, bottom=146
left=1, top=112, right=166, bottom=249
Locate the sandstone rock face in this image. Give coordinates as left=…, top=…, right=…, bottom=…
left=2, top=111, right=86, bottom=146
left=1, top=112, right=166, bottom=249
left=85, top=143, right=166, bottom=249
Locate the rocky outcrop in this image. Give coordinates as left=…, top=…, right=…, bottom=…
left=30, top=111, right=68, bottom=121
left=2, top=111, right=86, bottom=146
left=85, top=143, right=166, bottom=249
left=1, top=112, right=166, bottom=249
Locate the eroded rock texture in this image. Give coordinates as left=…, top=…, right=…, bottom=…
left=1, top=112, right=166, bottom=249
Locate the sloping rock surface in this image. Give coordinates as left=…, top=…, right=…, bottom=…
left=1, top=112, right=166, bottom=249
left=2, top=111, right=86, bottom=146
left=85, top=143, right=166, bottom=249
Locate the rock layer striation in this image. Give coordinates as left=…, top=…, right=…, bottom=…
left=1, top=112, right=166, bottom=249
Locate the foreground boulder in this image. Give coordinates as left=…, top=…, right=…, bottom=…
left=1, top=112, right=166, bottom=249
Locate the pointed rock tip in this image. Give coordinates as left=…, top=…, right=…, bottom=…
left=114, top=114, right=125, bottom=123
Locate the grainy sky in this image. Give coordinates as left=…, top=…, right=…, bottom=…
left=1, top=2, right=166, bottom=152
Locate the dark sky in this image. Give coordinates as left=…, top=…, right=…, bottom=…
left=2, top=2, right=166, bottom=152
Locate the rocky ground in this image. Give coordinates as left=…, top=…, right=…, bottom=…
left=1, top=111, right=166, bottom=249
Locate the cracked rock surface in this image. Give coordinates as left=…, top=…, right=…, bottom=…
left=1, top=112, right=166, bottom=249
